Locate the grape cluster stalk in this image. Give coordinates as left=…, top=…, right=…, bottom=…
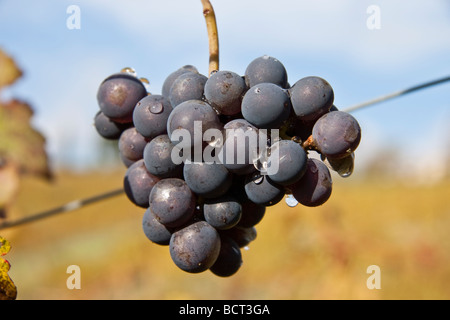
left=94, top=54, right=361, bottom=276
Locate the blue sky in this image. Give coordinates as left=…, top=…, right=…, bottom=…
left=0, top=0, right=449, bottom=182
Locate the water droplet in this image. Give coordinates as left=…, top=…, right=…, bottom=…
left=150, top=102, right=163, bottom=114
left=285, top=194, right=298, bottom=207
left=140, top=77, right=151, bottom=92
left=252, top=173, right=264, bottom=185
left=211, top=105, right=221, bottom=115
left=254, top=87, right=261, bottom=94
left=208, top=133, right=224, bottom=149
left=253, top=144, right=275, bottom=174
left=262, top=55, right=270, bottom=60
left=244, top=246, right=250, bottom=251
left=323, top=153, right=355, bottom=178
left=338, top=154, right=355, bottom=178
left=253, top=155, right=267, bottom=173
left=272, top=135, right=282, bottom=143
left=339, top=170, right=353, bottom=178
left=120, top=67, right=137, bottom=77
left=291, top=136, right=302, bottom=144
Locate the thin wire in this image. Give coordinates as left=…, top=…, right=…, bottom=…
left=0, top=188, right=124, bottom=230
left=343, top=75, right=450, bottom=113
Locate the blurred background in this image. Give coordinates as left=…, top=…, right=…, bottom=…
left=0, top=0, right=449, bottom=299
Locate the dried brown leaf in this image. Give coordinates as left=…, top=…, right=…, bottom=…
left=0, top=99, right=51, bottom=179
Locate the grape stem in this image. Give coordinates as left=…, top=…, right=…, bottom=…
left=201, top=0, right=219, bottom=75
left=302, top=135, right=316, bottom=150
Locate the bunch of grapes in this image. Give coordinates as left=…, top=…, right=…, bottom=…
left=93, top=55, right=361, bottom=277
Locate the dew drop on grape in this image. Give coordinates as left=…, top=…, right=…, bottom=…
left=150, top=102, right=163, bottom=114
left=284, top=194, right=299, bottom=207
left=323, top=152, right=355, bottom=178
left=121, top=67, right=137, bottom=77
left=140, top=77, right=151, bottom=92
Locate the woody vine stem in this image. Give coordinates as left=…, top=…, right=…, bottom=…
left=201, top=0, right=219, bottom=75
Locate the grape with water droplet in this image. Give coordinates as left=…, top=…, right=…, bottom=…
left=133, top=95, right=172, bottom=139
left=244, top=172, right=284, bottom=206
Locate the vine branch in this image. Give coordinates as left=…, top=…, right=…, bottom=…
left=201, top=0, right=219, bottom=75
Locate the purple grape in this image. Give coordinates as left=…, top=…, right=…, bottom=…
left=203, top=194, right=242, bottom=230
left=169, top=221, right=221, bottom=273
left=120, top=152, right=137, bottom=168
left=245, top=55, right=288, bottom=88
left=118, top=127, right=148, bottom=162
left=142, top=207, right=174, bottom=246
left=237, top=200, right=266, bottom=228
left=183, top=162, right=232, bottom=198
left=97, top=73, right=147, bottom=123
left=161, top=65, right=198, bottom=99
left=94, top=111, right=131, bottom=140
left=219, top=119, right=258, bottom=175
left=204, top=70, right=247, bottom=115
left=169, top=72, right=208, bottom=107
left=289, top=76, right=334, bottom=123
left=133, top=95, right=172, bottom=139
left=143, top=134, right=183, bottom=179
left=220, top=226, right=257, bottom=248
left=241, top=83, right=291, bottom=129
left=149, top=178, right=196, bottom=228
left=123, top=159, right=160, bottom=208
left=209, top=236, right=242, bottom=277
left=244, top=172, right=285, bottom=206
left=312, top=111, right=361, bottom=159
left=290, top=158, right=332, bottom=207
left=267, top=139, right=307, bottom=186
left=167, top=100, right=223, bottom=148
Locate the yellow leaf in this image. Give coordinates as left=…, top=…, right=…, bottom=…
left=0, top=236, right=11, bottom=256
left=0, top=258, right=10, bottom=273
left=0, top=236, right=17, bottom=300
left=0, top=49, right=22, bottom=89
left=0, top=268, right=17, bottom=300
